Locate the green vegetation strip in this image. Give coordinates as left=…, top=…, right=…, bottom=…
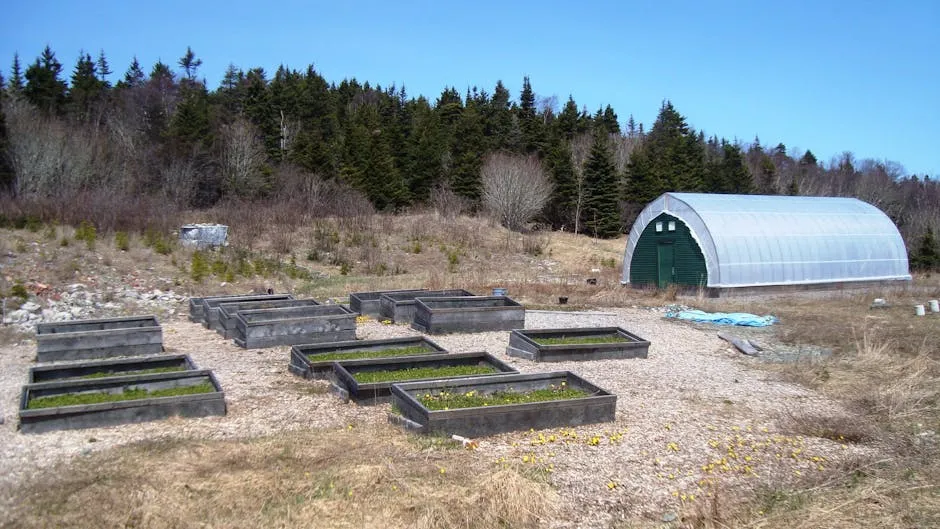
left=27, top=382, right=216, bottom=410
left=534, top=335, right=631, bottom=345
left=419, top=385, right=589, bottom=410
left=309, top=346, right=432, bottom=363
left=353, top=365, right=497, bottom=384
left=80, top=366, right=185, bottom=380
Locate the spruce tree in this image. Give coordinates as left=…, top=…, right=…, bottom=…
left=95, top=50, right=112, bottom=86
left=517, top=76, right=546, bottom=154
left=544, top=135, right=577, bottom=229
left=450, top=101, right=485, bottom=204
left=118, top=56, right=145, bottom=88
left=914, top=227, right=939, bottom=271
left=582, top=131, right=621, bottom=238
left=9, top=53, right=24, bottom=94
left=23, top=46, right=67, bottom=115
left=68, top=52, right=105, bottom=122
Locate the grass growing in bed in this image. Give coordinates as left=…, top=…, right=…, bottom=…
left=309, top=346, right=434, bottom=362
left=27, top=382, right=216, bottom=409
left=533, top=335, right=630, bottom=346
left=79, top=366, right=186, bottom=379
left=418, top=383, right=589, bottom=410
left=352, top=365, right=497, bottom=384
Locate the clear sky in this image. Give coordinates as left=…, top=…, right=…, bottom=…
left=3, top=0, right=938, bottom=176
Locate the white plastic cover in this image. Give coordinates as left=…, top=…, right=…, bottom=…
left=622, top=193, right=911, bottom=287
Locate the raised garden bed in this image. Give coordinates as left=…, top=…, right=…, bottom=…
left=349, top=289, right=428, bottom=317
left=332, top=352, right=517, bottom=404
left=216, top=298, right=320, bottom=338
left=390, top=371, right=616, bottom=437
left=506, top=327, right=650, bottom=362
left=200, top=293, right=293, bottom=329
left=19, top=370, right=226, bottom=433
left=233, top=305, right=356, bottom=349
left=190, top=294, right=246, bottom=322
left=378, top=289, right=474, bottom=324
left=289, top=336, right=447, bottom=379
left=411, top=296, right=524, bottom=334
left=28, top=354, right=197, bottom=383
left=36, top=315, right=164, bottom=362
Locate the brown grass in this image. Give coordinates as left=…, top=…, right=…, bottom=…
left=3, top=424, right=557, bottom=529
left=681, top=290, right=940, bottom=529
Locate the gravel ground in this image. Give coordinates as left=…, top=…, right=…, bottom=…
left=0, top=307, right=872, bottom=527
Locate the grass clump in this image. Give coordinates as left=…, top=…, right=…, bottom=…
left=419, top=383, right=589, bottom=410
left=309, top=346, right=433, bottom=363
left=534, top=334, right=631, bottom=345
left=79, top=366, right=186, bottom=380
left=27, top=382, right=215, bottom=409
left=10, top=283, right=29, bottom=300
left=353, top=365, right=498, bottom=384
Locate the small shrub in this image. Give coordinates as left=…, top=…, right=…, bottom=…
left=10, top=283, right=29, bottom=300
left=14, top=239, right=27, bottom=253
left=600, top=257, right=617, bottom=268
left=339, top=262, right=351, bottom=276
left=411, top=240, right=422, bottom=254
left=447, top=250, right=460, bottom=273
left=306, top=250, right=320, bottom=262
left=59, top=237, right=70, bottom=247
left=42, top=224, right=57, bottom=241
left=24, top=216, right=42, bottom=233
left=115, top=231, right=130, bottom=252
left=75, top=221, right=97, bottom=249
left=191, top=251, right=209, bottom=282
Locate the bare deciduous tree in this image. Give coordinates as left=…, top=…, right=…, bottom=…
left=481, top=152, right=552, bottom=231
left=219, top=117, right=268, bottom=198
left=569, top=132, right=594, bottom=233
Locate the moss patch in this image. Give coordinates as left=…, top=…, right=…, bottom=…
left=309, top=346, right=433, bottom=363
left=27, top=382, right=216, bottom=410
left=353, top=365, right=497, bottom=384
left=419, top=383, right=588, bottom=410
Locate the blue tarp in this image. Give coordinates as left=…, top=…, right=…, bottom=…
left=666, top=309, right=778, bottom=327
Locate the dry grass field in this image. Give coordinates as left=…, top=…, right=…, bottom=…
left=1, top=211, right=938, bottom=528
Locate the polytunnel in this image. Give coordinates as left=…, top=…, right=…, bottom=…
left=622, top=193, right=911, bottom=291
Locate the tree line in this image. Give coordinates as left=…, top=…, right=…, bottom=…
left=1, top=46, right=938, bottom=268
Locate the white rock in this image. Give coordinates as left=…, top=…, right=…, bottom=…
left=8, top=309, right=28, bottom=323
left=70, top=307, right=84, bottom=318
left=123, top=290, right=140, bottom=299
left=41, top=309, right=55, bottom=320
left=67, top=283, right=87, bottom=293
left=20, top=301, right=41, bottom=313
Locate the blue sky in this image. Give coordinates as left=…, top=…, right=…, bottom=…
left=3, top=0, right=938, bottom=176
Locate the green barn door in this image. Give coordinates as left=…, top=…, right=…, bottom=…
left=657, top=243, right=674, bottom=288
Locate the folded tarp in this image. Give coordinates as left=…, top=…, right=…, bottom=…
left=666, top=309, right=777, bottom=327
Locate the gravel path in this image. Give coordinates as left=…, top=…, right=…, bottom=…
left=0, top=307, right=869, bottom=527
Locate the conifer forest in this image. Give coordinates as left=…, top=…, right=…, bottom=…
left=1, top=46, right=938, bottom=268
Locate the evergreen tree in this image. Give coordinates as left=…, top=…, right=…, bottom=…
left=707, top=141, right=752, bottom=193
left=555, top=96, right=580, bottom=141
left=914, top=226, right=939, bottom=271
left=758, top=155, right=778, bottom=194
left=23, top=46, right=67, bottom=115
left=582, top=130, right=621, bottom=237
left=450, top=101, right=486, bottom=203
left=118, top=56, right=145, bottom=88
left=626, top=101, right=704, bottom=202
left=95, top=50, right=112, bottom=85
left=544, top=135, right=577, bottom=229
left=407, top=98, right=445, bottom=201
left=599, top=104, right=620, bottom=134
left=178, top=46, right=203, bottom=82
left=68, top=52, right=106, bottom=122
left=9, top=53, right=24, bottom=94
left=517, top=76, right=546, bottom=154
